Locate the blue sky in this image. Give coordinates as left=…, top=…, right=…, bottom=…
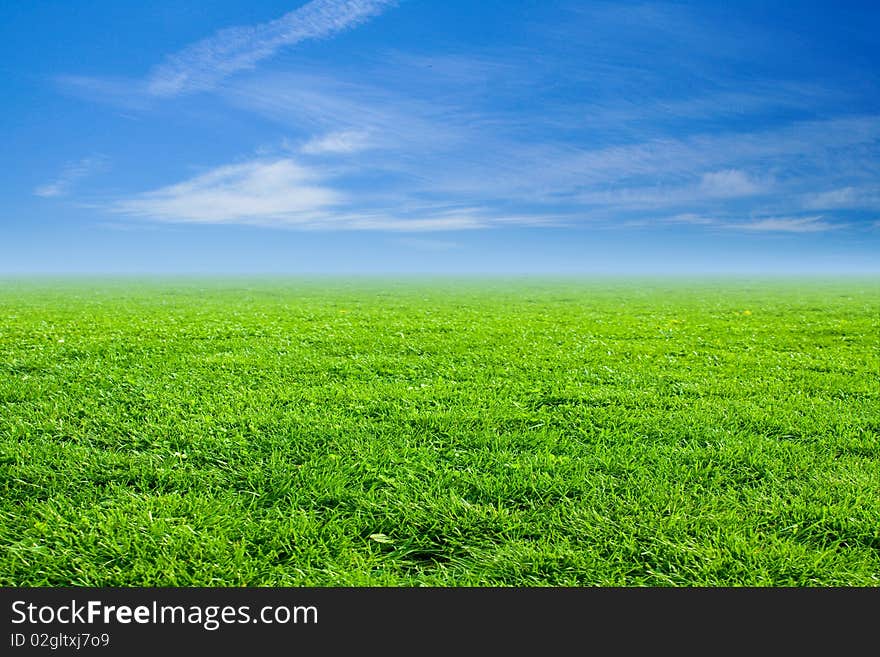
left=1, top=0, right=878, bottom=274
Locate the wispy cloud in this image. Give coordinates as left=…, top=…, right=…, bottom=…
left=729, top=216, right=838, bottom=233
left=111, top=157, right=493, bottom=231
left=114, top=159, right=340, bottom=224
left=663, top=213, right=842, bottom=233
left=224, top=72, right=462, bottom=152
left=664, top=213, right=718, bottom=225
left=58, top=0, right=397, bottom=103
left=112, top=107, right=879, bottom=233
left=65, top=1, right=878, bottom=240
left=34, top=157, right=106, bottom=197
left=55, top=76, right=153, bottom=110
left=334, top=212, right=484, bottom=231
left=147, top=0, right=397, bottom=97
left=228, top=70, right=878, bottom=214
left=573, top=169, right=768, bottom=211
left=698, top=169, right=764, bottom=198
left=803, top=186, right=880, bottom=210
left=300, top=130, right=372, bottom=154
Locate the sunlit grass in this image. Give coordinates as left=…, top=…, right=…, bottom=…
left=1, top=278, right=877, bottom=585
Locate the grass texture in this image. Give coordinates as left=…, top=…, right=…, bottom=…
left=0, top=278, right=877, bottom=586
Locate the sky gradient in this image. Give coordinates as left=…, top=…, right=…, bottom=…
left=2, top=0, right=878, bottom=273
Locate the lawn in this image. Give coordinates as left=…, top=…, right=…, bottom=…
left=0, top=278, right=877, bottom=585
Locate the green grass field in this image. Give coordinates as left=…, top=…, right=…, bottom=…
left=1, top=278, right=877, bottom=586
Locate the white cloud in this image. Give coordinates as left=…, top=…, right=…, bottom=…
left=699, top=169, right=763, bottom=197
left=300, top=130, right=372, bottom=154
left=385, top=114, right=879, bottom=208
left=665, top=213, right=717, bottom=225
left=730, top=216, right=838, bottom=233
left=803, top=186, right=880, bottom=210
left=225, top=72, right=461, bottom=152
left=114, top=159, right=340, bottom=224
left=147, top=0, right=397, bottom=97
left=112, top=158, right=500, bottom=231
left=572, top=170, right=766, bottom=211
left=34, top=183, right=65, bottom=199
left=337, top=213, right=484, bottom=231
left=34, top=157, right=106, bottom=197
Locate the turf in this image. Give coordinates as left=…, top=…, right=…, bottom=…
left=0, top=277, right=877, bottom=586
